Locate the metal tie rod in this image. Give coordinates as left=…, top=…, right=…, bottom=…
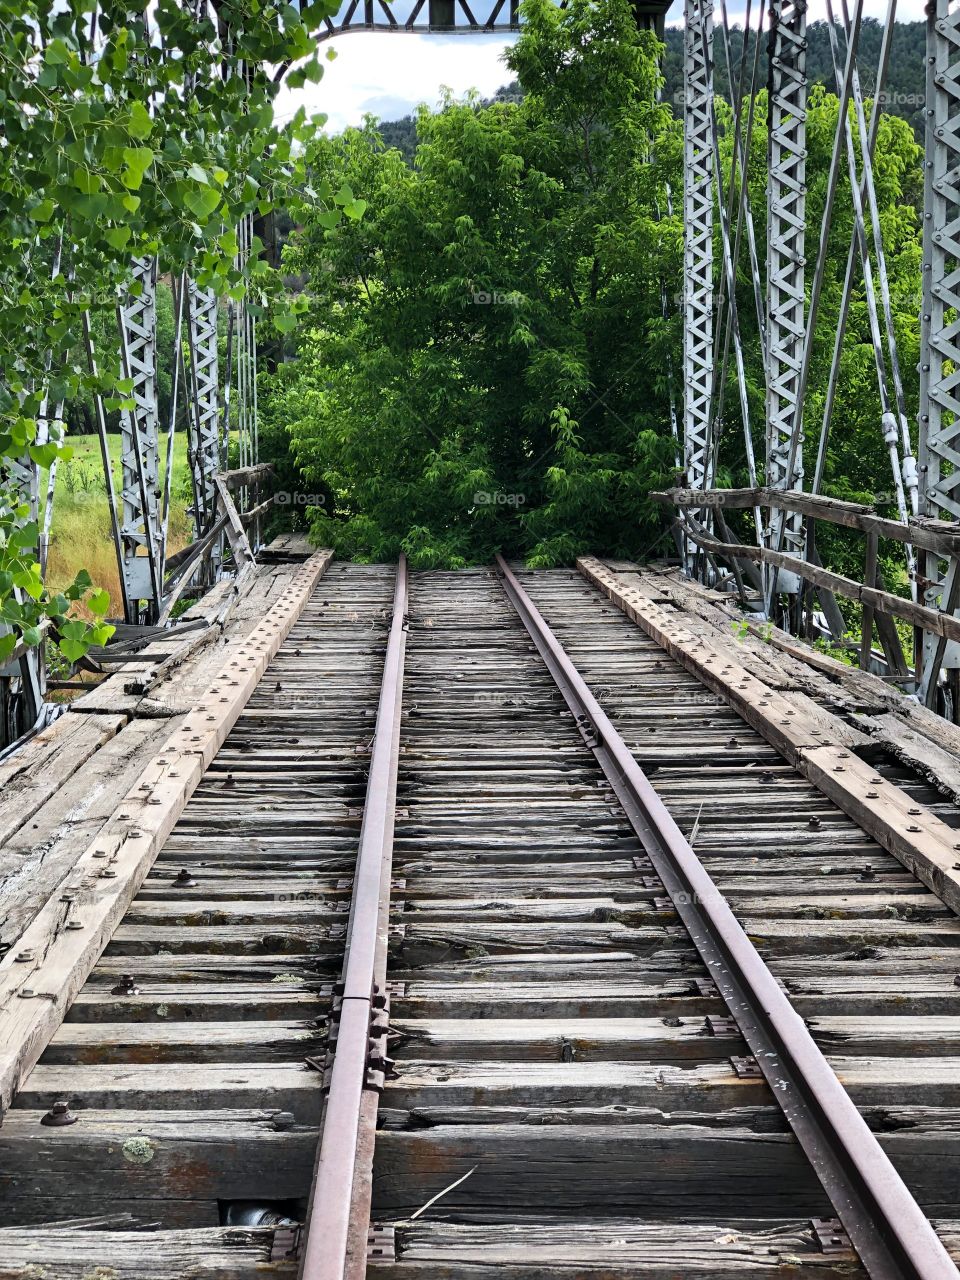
left=494, top=554, right=957, bottom=1280
left=300, top=556, right=409, bottom=1280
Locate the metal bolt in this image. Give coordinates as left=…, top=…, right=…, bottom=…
left=173, top=869, right=196, bottom=888
left=40, top=1100, right=78, bottom=1127
left=808, top=816, right=821, bottom=830
left=111, top=974, right=140, bottom=997
left=15, top=950, right=34, bottom=963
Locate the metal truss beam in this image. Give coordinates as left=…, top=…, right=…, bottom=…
left=765, top=0, right=808, bottom=590
left=117, top=257, right=163, bottom=619
left=919, top=0, right=960, bottom=693
left=314, top=0, right=673, bottom=40
left=682, top=0, right=715, bottom=501
left=185, top=278, right=222, bottom=545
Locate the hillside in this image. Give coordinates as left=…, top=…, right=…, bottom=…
left=375, top=19, right=926, bottom=155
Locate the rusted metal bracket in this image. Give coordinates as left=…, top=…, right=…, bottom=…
left=731, top=1055, right=764, bottom=1079
left=367, top=1225, right=397, bottom=1262
left=812, top=1218, right=854, bottom=1254
left=270, top=1224, right=301, bottom=1262
left=705, top=1015, right=739, bottom=1037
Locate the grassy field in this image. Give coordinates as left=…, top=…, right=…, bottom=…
left=45, top=432, right=193, bottom=618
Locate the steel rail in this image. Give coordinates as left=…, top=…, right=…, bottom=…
left=494, top=554, right=957, bottom=1280
left=299, top=555, right=409, bottom=1280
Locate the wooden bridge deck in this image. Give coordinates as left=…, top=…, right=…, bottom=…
left=2, top=553, right=960, bottom=1277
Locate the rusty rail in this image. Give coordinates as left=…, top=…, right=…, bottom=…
left=299, top=555, right=409, bottom=1280
left=494, top=554, right=957, bottom=1280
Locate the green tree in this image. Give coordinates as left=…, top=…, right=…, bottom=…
left=281, top=0, right=681, bottom=568
left=0, top=0, right=346, bottom=663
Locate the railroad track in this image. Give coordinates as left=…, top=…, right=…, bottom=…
left=3, top=559, right=960, bottom=1278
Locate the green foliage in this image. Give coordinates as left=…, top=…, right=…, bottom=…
left=0, top=0, right=342, bottom=664
left=283, top=0, right=681, bottom=567
left=713, top=82, right=923, bottom=595
left=660, top=20, right=927, bottom=138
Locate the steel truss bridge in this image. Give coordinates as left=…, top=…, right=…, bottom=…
left=6, top=0, right=960, bottom=749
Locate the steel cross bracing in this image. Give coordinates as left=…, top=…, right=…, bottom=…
left=920, top=0, right=960, bottom=679
left=765, top=0, right=808, bottom=590
left=682, top=0, right=715, bottom=509
left=185, top=278, right=223, bottom=551
left=117, top=257, right=164, bottom=615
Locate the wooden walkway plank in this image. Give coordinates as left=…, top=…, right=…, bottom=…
left=577, top=556, right=960, bottom=919
left=0, top=551, right=333, bottom=1115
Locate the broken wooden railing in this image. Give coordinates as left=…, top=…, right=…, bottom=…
left=650, top=486, right=960, bottom=709
left=159, top=463, right=273, bottom=622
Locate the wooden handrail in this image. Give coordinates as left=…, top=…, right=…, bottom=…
left=650, top=487, right=960, bottom=558
left=678, top=521, right=960, bottom=646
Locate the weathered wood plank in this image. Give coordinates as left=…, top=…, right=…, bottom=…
left=0, top=1109, right=317, bottom=1226
left=0, top=551, right=333, bottom=1115
left=576, top=556, right=960, bottom=919
left=0, top=1225, right=287, bottom=1280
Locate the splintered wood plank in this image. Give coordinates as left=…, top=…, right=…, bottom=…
left=0, top=712, right=126, bottom=847
left=365, top=1219, right=960, bottom=1278
left=0, top=550, right=333, bottom=1116
left=369, top=1218, right=871, bottom=1278
left=380, top=1057, right=960, bottom=1111
left=16, top=1063, right=323, bottom=1116
left=66, top=982, right=329, bottom=1022
left=0, top=1225, right=286, bottom=1280
left=44, top=1018, right=320, bottom=1064
left=0, top=1109, right=318, bottom=1227
left=576, top=556, right=960, bottom=919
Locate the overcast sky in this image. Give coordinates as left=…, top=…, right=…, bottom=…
left=274, top=0, right=927, bottom=135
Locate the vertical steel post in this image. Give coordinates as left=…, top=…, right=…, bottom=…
left=116, top=256, right=163, bottom=620
left=765, top=0, right=808, bottom=595
left=186, top=278, right=221, bottom=544
left=919, top=0, right=960, bottom=693
left=682, top=0, right=716, bottom=519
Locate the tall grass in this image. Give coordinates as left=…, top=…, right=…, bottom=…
left=44, top=432, right=193, bottom=619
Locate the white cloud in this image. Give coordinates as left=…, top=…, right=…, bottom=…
left=274, top=32, right=519, bottom=134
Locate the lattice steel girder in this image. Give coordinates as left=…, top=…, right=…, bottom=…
left=682, top=0, right=715, bottom=495
left=186, top=279, right=222, bottom=538
left=919, top=0, right=960, bottom=672
left=765, top=0, right=808, bottom=579
left=117, top=256, right=163, bottom=609
left=314, top=0, right=674, bottom=39
left=920, top=0, right=960, bottom=523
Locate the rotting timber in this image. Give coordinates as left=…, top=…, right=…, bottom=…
left=4, top=561, right=960, bottom=1277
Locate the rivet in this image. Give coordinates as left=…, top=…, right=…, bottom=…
left=40, top=1100, right=78, bottom=1127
